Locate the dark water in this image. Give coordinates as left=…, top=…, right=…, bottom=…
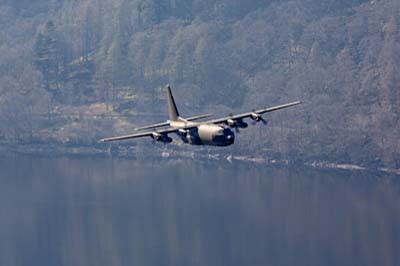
left=0, top=155, right=399, bottom=266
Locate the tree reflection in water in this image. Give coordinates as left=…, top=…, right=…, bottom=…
left=0, top=155, right=399, bottom=266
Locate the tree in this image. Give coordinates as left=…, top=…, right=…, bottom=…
left=33, top=21, right=63, bottom=94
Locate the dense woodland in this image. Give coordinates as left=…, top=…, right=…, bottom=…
left=0, top=0, right=399, bottom=168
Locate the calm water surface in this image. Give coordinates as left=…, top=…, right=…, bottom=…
left=0, top=154, right=399, bottom=266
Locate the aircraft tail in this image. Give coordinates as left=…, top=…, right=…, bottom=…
left=166, top=85, right=180, bottom=122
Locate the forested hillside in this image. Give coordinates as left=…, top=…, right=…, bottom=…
left=0, top=0, right=399, bottom=168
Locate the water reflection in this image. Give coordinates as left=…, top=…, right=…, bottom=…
left=0, top=155, right=399, bottom=266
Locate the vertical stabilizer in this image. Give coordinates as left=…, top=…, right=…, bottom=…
left=166, top=85, right=180, bottom=121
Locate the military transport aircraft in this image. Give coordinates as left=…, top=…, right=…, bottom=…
left=100, top=85, right=301, bottom=146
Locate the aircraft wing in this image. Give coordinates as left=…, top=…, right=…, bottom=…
left=100, top=131, right=154, bottom=142
left=100, top=125, right=197, bottom=142
left=204, top=101, right=301, bottom=125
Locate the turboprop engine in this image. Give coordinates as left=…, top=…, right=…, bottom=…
left=227, top=118, right=248, bottom=128
left=250, top=112, right=267, bottom=124
left=151, top=132, right=173, bottom=143
left=178, top=128, right=202, bottom=145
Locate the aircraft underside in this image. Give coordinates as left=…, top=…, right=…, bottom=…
left=153, top=125, right=235, bottom=146
left=178, top=129, right=235, bottom=147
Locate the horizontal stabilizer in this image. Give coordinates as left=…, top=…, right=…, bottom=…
left=185, top=113, right=213, bottom=121
left=135, top=113, right=212, bottom=131
left=135, top=121, right=170, bottom=131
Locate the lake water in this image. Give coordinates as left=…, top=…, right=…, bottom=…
left=0, top=154, right=399, bottom=266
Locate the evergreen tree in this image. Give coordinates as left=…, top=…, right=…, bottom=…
left=33, top=21, right=63, bottom=94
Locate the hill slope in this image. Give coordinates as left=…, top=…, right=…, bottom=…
left=0, top=0, right=399, bottom=168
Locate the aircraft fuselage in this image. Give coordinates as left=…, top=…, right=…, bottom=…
left=171, top=120, right=234, bottom=146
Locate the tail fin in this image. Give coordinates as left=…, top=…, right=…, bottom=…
left=166, top=85, right=180, bottom=122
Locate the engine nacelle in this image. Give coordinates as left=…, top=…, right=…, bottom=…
left=227, top=119, right=236, bottom=127
left=151, top=132, right=172, bottom=143
left=178, top=129, right=188, bottom=136
left=250, top=112, right=262, bottom=122
left=227, top=118, right=248, bottom=128
left=151, top=132, right=162, bottom=140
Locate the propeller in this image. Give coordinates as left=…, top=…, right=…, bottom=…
left=151, top=131, right=158, bottom=144
left=252, top=117, right=268, bottom=125
left=256, top=116, right=268, bottom=125
left=251, top=111, right=268, bottom=125
left=227, top=116, right=241, bottom=133
left=261, top=117, right=268, bottom=125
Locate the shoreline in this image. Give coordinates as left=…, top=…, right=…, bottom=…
left=1, top=143, right=399, bottom=176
